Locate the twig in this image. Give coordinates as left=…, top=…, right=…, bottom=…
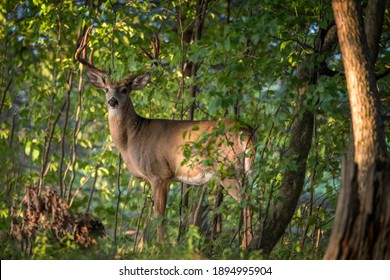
left=114, top=155, right=122, bottom=244
left=59, top=71, right=72, bottom=198
left=177, top=183, right=186, bottom=243
left=134, top=183, right=148, bottom=252
left=0, top=76, right=12, bottom=121
left=69, top=173, right=93, bottom=207
left=66, top=74, right=82, bottom=203
left=193, top=185, right=207, bottom=227
left=109, top=0, right=117, bottom=70
left=38, top=96, right=68, bottom=192
left=86, top=165, right=100, bottom=214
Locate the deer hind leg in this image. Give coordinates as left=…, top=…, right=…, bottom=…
left=220, top=178, right=253, bottom=249
left=151, top=179, right=169, bottom=244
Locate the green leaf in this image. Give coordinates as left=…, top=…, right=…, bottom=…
left=25, top=141, right=32, bottom=156
left=32, top=149, right=40, bottom=162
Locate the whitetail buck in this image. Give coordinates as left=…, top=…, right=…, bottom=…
left=76, top=26, right=256, bottom=248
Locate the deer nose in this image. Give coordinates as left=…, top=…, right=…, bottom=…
left=108, top=97, right=119, bottom=107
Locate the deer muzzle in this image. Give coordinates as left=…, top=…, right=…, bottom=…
left=108, top=97, right=119, bottom=108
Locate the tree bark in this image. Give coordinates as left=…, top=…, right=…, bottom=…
left=325, top=0, right=390, bottom=259
left=333, top=0, right=387, bottom=170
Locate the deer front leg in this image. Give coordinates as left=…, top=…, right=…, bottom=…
left=151, top=179, right=169, bottom=244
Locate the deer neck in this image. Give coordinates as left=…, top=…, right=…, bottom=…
left=107, top=97, right=141, bottom=150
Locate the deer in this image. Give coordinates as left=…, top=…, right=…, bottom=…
left=76, top=26, right=256, bottom=248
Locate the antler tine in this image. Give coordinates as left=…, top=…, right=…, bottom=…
left=139, top=44, right=154, bottom=60
left=139, top=33, right=160, bottom=66
left=75, top=25, right=107, bottom=77
left=75, top=25, right=92, bottom=62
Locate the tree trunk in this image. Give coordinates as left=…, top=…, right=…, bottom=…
left=255, top=24, right=338, bottom=254
left=325, top=0, right=390, bottom=259
left=257, top=96, right=314, bottom=254
left=364, top=0, right=387, bottom=64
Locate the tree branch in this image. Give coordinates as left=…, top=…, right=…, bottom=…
left=376, top=68, right=390, bottom=80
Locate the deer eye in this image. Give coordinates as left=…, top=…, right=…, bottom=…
left=121, top=87, right=128, bottom=95
left=104, top=88, right=109, bottom=93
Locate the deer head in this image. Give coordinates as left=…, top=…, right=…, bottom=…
left=75, top=25, right=158, bottom=111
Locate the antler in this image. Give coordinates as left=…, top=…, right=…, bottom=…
left=139, top=33, right=160, bottom=67
left=75, top=25, right=108, bottom=77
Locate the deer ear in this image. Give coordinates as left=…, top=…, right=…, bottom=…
left=131, top=74, right=149, bottom=90
left=86, top=71, right=106, bottom=88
